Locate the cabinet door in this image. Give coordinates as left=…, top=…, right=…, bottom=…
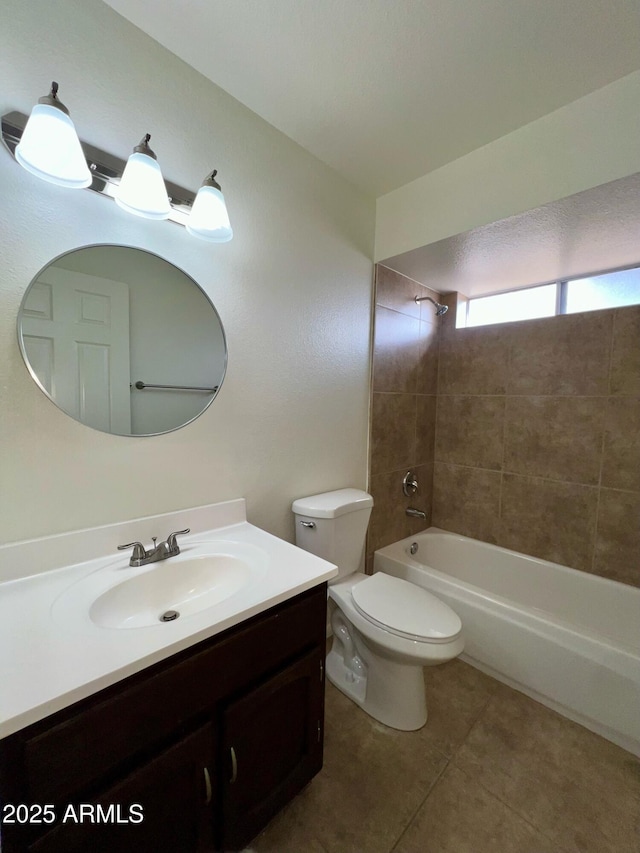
left=27, top=724, right=215, bottom=853
left=219, top=647, right=325, bottom=851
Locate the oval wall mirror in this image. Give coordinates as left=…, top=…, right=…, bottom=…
left=17, top=245, right=227, bottom=436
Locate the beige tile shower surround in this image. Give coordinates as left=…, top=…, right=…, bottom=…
left=249, top=661, right=640, bottom=853
left=368, top=265, right=640, bottom=588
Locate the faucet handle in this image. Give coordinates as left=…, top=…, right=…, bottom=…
left=166, top=528, right=190, bottom=552
left=402, top=471, right=419, bottom=497
left=117, top=541, right=147, bottom=564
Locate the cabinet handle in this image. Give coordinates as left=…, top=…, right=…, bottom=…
left=203, top=767, right=212, bottom=805
left=230, top=746, right=238, bottom=784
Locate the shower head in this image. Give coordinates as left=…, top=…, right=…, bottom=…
left=414, top=295, right=449, bottom=316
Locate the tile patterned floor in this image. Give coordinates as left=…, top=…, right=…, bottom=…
left=247, top=660, right=640, bottom=853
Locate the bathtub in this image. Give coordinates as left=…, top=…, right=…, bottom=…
left=374, top=528, right=640, bottom=756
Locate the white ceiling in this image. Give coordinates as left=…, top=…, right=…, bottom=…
left=381, top=172, right=640, bottom=297
left=101, top=0, right=640, bottom=198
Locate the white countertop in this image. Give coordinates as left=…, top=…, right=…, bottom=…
left=0, top=500, right=337, bottom=739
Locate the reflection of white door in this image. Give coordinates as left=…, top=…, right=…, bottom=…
left=21, top=268, right=131, bottom=433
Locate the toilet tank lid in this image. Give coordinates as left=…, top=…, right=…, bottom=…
left=292, top=488, right=373, bottom=518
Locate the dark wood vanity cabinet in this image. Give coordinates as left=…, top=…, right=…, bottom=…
left=220, top=647, right=324, bottom=851
left=0, top=583, right=327, bottom=853
left=24, top=724, right=215, bottom=853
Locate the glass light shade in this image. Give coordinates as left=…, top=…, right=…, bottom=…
left=15, top=103, right=91, bottom=189
left=186, top=185, right=233, bottom=242
left=115, top=152, right=170, bottom=220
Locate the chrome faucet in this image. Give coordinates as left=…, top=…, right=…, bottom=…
left=406, top=508, right=426, bottom=520
left=118, top=528, right=190, bottom=567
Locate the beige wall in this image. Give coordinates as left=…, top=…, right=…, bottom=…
left=0, top=0, right=375, bottom=555
left=375, top=71, right=640, bottom=262
left=368, top=267, right=640, bottom=588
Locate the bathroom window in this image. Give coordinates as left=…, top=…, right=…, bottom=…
left=564, top=267, right=640, bottom=314
left=461, top=264, right=640, bottom=328
left=466, top=283, right=557, bottom=328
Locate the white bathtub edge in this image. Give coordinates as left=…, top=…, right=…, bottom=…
left=462, top=653, right=640, bottom=757
left=374, top=529, right=640, bottom=758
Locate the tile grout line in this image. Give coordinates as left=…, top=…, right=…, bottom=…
left=427, top=460, right=607, bottom=490
left=430, top=320, right=444, bottom=525
left=591, top=313, right=616, bottom=573
left=446, top=689, right=573, bottom=852
left=448, top=681, right=500, bottom=760
left=497, top=336, right=514, bottom=530
left=411, top=313, right=420, bottom=472
left=387, top=757, right=450, bottom=853
left=376, top=262, right=444, bottom=295
left=388, top=682, right=500, bottom=853
left=436, top=392, right=616, bottom=397
left=451, top=762, right=573, bottom=853
left=498, top=396, right=508, bottom=534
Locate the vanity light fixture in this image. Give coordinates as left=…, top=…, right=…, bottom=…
left=2, top=84, right=233, bottom=241
left=114, top=133, right=171, bottom=220
left=186, top=170, right=233, bottom=242
left=14, top=82, right=92, bottom=189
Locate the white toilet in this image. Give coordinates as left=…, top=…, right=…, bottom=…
left=292, top=488, right=463, bottom=731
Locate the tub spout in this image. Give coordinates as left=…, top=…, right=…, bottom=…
left=406, top=507, right=426, bottom=520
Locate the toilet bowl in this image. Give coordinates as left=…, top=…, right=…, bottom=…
left=292, top=488, right=464, bottom=731
left=326, top=572, right=463, bottom=730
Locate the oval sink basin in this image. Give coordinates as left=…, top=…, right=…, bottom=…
left=51, top=541, right=269, bottom=630
left=91, top=554, right=258, bottom=628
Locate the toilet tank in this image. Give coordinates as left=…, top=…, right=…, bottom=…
left=292, top=489, right=373, bottom=583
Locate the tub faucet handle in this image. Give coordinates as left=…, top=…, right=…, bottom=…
left=403, top=471, right=419, bottom=497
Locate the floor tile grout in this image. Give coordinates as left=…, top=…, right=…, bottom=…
left=387, top=682, right=505, bottom=853
left=388, top=758, right=451, bottom=853
left=451, top=762, right=574, bottom=853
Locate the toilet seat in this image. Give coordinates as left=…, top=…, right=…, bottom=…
left=351, top=573, right=462, bottom=643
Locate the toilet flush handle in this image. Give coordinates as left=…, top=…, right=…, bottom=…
left=300, top=520, right=316, bottom=529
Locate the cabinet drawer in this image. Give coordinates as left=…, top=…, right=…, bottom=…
left=17, top=584, right=326, bottom=805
